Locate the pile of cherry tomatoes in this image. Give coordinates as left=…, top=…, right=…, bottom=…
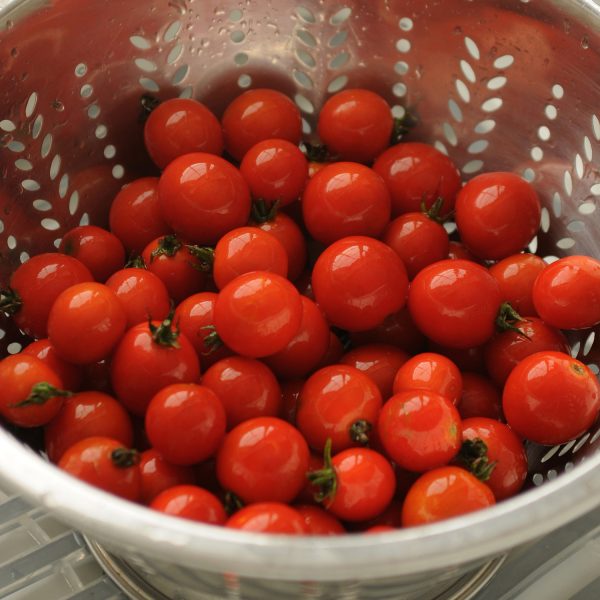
left=1, top=87, right=600, bottom=535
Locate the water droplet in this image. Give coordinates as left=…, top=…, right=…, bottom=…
left=453, top=25, right=462, bottom=35
left=582, top=36, right=590, bottom=49
left=52, top=100, right=65, bottom=111
left=0, top=134, right=12, bottom=147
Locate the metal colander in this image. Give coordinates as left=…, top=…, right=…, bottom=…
left=1, top=0, right=600, bottom=598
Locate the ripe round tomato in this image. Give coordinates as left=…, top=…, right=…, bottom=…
left=447, top=240, right=479, bottom=262
left=144, top=98, right=223, bottom=169
left=317, top=89, right=393, bottom=163
left=44, top=391, right=133, bottom=463
left=158, top=153, right=251, bottom=245
left=150, top=485, right=227, bottom=524
left=58, top=436, right=141, bottom=501
left=532, top=255, right=600, bottom=329
left=392, top=352, right=462, bottom=406
left=408, top=259, right=502, bottom=349
left=455, top=172, right=541, bottom=261
left=503, top=351, right=600, bottom=445
left=226, top=502, right=306, bottom=534
left=240, top=138, right=308, bottom=206
left=401, top=466, right=495, bottom=526
left=0, top=354, right=68, bottom=427
left=302, top=162, right=391, bottom=244
left=22, top=338, right=82, bottom=392
left=458, top=373, right=502, bottom=420
left=47, top=282, right=127, bottom=365
left=139, top=449, right=196, bottom=504
left=312, top=236, right=409, bottom=332
left=214, top=271, right=303, bottom=358
left=1, top=253, right=93, bottom=339
left=372, top=142, right=461, bottom=217
left=378, top=390, right=462, bottom=472
left=297, top=365, right=382, bottom=453
left=294, top=504, right=345, bottom=535
left=108, top=177, right=171, bottom=254
left=216, top=417, right=309, bottom=504
left=221, top=89, right=302, bottom=161
left=213, top=226, right=288, bottom=289
left=201, top=356, right=282, bottom=429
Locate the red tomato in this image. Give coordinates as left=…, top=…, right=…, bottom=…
left=447, top=240, right=479, bottom=262
left=214, top=271, right=303, bottom=358
left=314, top=331, right=345, bottom=370
left=44, top=391, right=133, bottom=463
left=201, top=356, right=282, bottom=429
left=1, top=253, right=93, bottom=339
left=106, top=267, right=171, bottom=328
left=47, top=282, right=127, bottom=365
left=226, top=502, right=306, bottom=534
left=108, top=177, right=171, bottom=254
left=263, top=296, right=330, bottom=379
left=532, top=255, right=600, bottom=329
left=158, top=153, right=251, bottom=245
left=0, top=354, right=68, bottom=427
left=489, top=253, right=546, bottom=317
left=340, top=343, right=409, bottom=400
left=216, top=417, right=310, bottom=504
left=401, top=466, right=495, bottom=526
left=378, top=391, right=462, bottom=472
left=427, top=342, right=486, bottom=374
left=312, top=236, right=409, bottom=332
left=59, top=225, right=125, bottom=282
left=22, top=338, right=82, bottom=392
left=221, top=89, right=302, bottom=161
left=294, top=504, right=345, bottom=535
left=280, top=379, right=304, bottom=425
left=458, top=373, right=502, bottom=420
left=139, top=449, right=196, bottom=504
left=317, top=89, right=393, bottom=163
left=392, top=352, right=462, bottom=406
left=213, top=226, right=288, bottom=289
left=150, top=485, right=226, bottom=525
left=302, top=162, right=391, bottom=244
left=110, top=319, right=201, bottom=416
left=58, top=436, right=141, bottom=501
left=503, top=351, right=600, bottom=445
left=460, top=418, right=528, bottom=501
left=372, top=142, right=461, bottom=217
left=297, top=365, right=383, bottom=453
left=408, top=259, right=502, bottom=349
left=455, top=172, right=541, bottom=261
left=484, top=317, right=570, bottom=387
left=240, top=138, right=308, bottom=206
left=144, top=98, right=223, bottom=169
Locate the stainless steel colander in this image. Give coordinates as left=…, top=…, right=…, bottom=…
left=1, top=0, right=600, bottom=598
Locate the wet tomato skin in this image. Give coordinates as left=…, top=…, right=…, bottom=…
left=150, top=484, right=227, bottom=525
left=226, top=502, right=307, bottom=534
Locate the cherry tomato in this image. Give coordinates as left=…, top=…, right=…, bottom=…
left=372, top=142, right=461, bottom=217
left=47, top=282, right=127, bottom=365
left=458, top=372, right=502, bottom=420
left=378, top=390, right=462, bottom=472
left=392, top=352, right=462, bottom=406
left=294, top=504, right=345, bottom=535
left=240, top=138, right=308, bottom=206
left=44, top=391, right=133, bottom=463
left=214, top=271, right=303, bottom=358
left=447, top=241, right=479, bottom=262
left=297, top=365, right=382, bottom=453
left=280, top=379, right=304, bottom=425
left=158, top=153, right=251, bottom=245
left=108, top=177, right=171, bottom=254
left=314, top=331, right=345, bottom=370
left=408, top=259, right=502, bottom=349
left=226, top=502, right=307, bottom=534
left=59, top=225, right=125, bottom=282
left=139, top=449, right=196, bottom=504
left=110, top=318, right=201, bottom=416
left=489, top=253, right=546, bottom=316
left=312, top=236, right=409, bottom=332
left=503, top=351, right=600, bottom=445
left=213, top=226, right=288, bottom=289
left=302, top=162, right=391, bottom=245
left=317, top=89, right=393, bottom=164
left=150, top=484, right=226, bottom=524
left=484, top=317, right=570, bottom=387
left=22, top=338, right=82, bottom=392
left=201, top=356, right=282, bottom=429
left=401, top=466, right=495, bottom=526
left=455, top=172, right=541, bottom=261
left=58, top=436, right=141, bottom=501
left=532, top=255, right=600, bottom=329
left=0, top=253, right=92, bottom=339
left=0, top=354, right=68, bottom=427
left=144, top=98, right=223, bottom=169
left=340, top=343, right=409, bottom=400
left=216, top=417, right=310, bottom=504
left=221, top=89, right=302, bottom=161
left=460, top=418, right=528, bottom=501
left=263, top=296, right=330, bottom=379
